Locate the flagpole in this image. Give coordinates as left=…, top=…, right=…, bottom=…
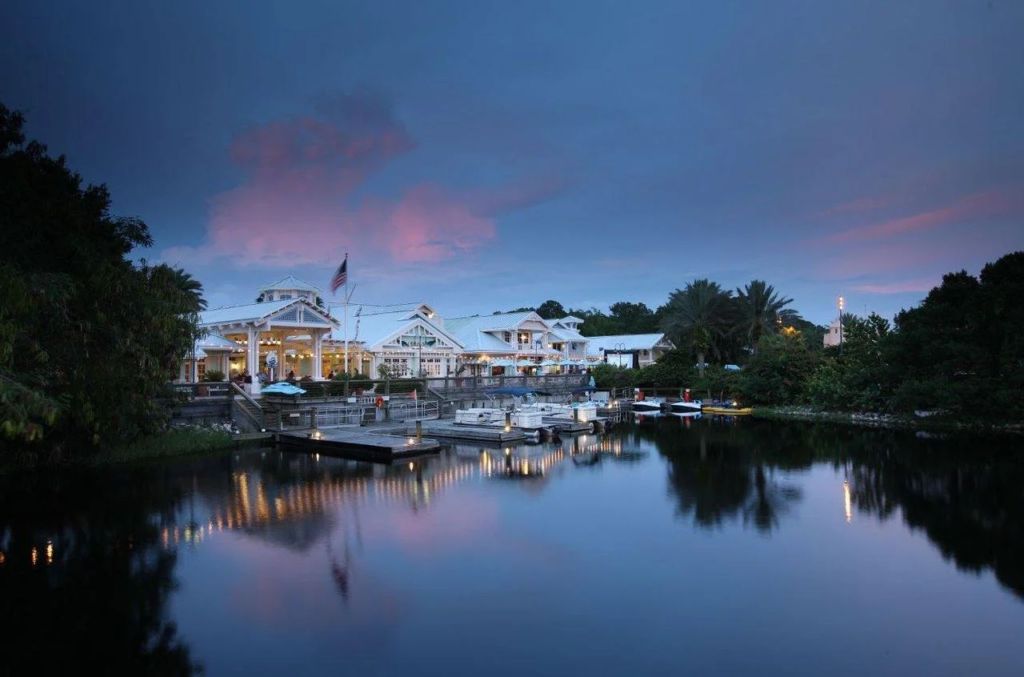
left=343, top=253, right=349, bottom=375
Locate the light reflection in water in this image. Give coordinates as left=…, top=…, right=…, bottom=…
left=843, top=480, right=853, bottom=523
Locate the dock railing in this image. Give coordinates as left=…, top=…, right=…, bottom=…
left=271, top=399, right=442, bottom=431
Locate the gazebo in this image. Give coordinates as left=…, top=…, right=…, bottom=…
left=197, top=277, right=340, bottom=392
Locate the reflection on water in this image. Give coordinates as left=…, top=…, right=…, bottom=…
left=2, top=420, right=1023, bottom=675
left=0, top=468, right=202, bottom=675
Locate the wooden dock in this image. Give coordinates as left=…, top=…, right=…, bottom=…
left=408, top=420, right=527, bottom=443
left=276, top=429, right=440, bottom=461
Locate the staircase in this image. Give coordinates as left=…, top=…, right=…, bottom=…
left=230, top=383, right=265, bottom=432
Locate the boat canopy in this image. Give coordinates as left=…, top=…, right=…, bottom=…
left=573, top=385, right=597, bottom=394
left=485, top=386, right=536, bottom=397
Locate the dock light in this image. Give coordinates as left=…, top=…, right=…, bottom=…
left=406, top=438, right=416, bottom=445
left=505, top=447, right=511, bottom=456
left=310, top=430, right=324, bottom=440
left=408, top=462, right=415, bottom=471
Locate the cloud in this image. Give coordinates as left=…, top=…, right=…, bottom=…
left=822, top=186, right=1024, bottom=245
left=851, top=278, right=939, bottom=294
left=162, top=89, right=561, bottom=268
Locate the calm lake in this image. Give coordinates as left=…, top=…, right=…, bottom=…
left=2, top=417, right=1023, bottom=676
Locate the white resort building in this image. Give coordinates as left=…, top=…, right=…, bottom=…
left=587, top=333, right=676, bottom=369
left=179, top=276, right=639, bottom=387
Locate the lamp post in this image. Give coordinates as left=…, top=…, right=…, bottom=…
left=614, top=342, right=626, bottom=368
left=838, top=295, right=844, bottom=356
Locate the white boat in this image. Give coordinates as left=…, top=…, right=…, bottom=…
left=455, top=408, right=545, bottom=429
left=631, top=398, right=664, bottom=413
left=669, top=400, right=702, bottom=414
left=521, top=401, right=599, bottom=423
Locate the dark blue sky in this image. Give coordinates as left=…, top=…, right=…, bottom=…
left=3, top=0, right=1022, bottom=324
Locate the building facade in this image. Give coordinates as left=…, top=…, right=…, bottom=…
left=181, top=277, right=604, bottom=385
left=588, top=333, right=676, bottom=368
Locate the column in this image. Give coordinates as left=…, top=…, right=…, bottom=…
left=247, top=326, right=261, bottom=395
left=312, top=331, right=323, bottom=380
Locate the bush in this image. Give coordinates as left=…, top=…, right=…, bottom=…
left=693, top=367, right=744, bottom=402
left=590, top=363, right=634, bottom=389
left=739, top=334, right=816, bottom=405
left=203, top=370, right=225, bottom=382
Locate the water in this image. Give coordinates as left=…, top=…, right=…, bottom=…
left=2, top=418, right=1023, bottom=676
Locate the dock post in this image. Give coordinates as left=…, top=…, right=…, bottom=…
left=311, top=406, right=318, bottom=430
left=416, top=419, right=422, bottom=443
left=504, top=411, right=512, bottom=432
left=573, top=406, right=579, bottom=422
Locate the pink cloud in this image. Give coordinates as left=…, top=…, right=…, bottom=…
left=163, top=90, right=561, bottom=268
left=851, top=278, right=940, bottom=294
left=824, top=186, right=1024, bottom=245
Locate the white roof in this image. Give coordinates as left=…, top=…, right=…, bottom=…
left=199, top=298, right=338, bottom=328
left=557, top=315, right=584, bottom=324
left=548, top=325, right=586, bottom=341
left=200, top=299, right=294, bottom=326
left=329, top=304, right=460, bottom=349
left=259, top=275, right=321, bottom=293
left=444, top=311, right=546, bottom=353
left=587, top=333, right=674, bottom=353
left=196, top=334, right=244, bottom=351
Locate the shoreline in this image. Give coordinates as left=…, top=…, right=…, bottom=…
left=752, top=405, right=1024, bottom=435
left=1, top=426, right=270, bottom=473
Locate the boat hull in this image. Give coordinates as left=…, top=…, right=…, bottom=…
left=703, top=407, right=753, bottom=416
left=669, top=401, right=702, bottom=414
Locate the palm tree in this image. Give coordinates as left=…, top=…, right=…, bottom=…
left=661, top=279, right=735, bottom=376
left=171, top=268, right=207, bottom=311
left=735, top=280, right=796, bottom=353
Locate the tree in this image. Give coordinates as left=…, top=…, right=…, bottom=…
left=609, top=301, right=658, bottom=333
left=734, top=280, right=796, bottom=353
left=660, top=279, right=736, bottom=376
left=535, top=299, right=566, bottom=319
left=565, top=307, right=620, bottom=336
left=0, top=104, right=204, bottom=458
left=740, top=333, right=816, bottom=405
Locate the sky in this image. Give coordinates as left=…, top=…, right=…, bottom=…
left=2, top=0, right=1022, bottom=325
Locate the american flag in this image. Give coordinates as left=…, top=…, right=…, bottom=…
left=330, top=256, right=348, bottom=294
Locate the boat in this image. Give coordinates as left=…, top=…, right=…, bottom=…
left=669, top=400, right=702, bottom=414
left=702, top=406, right=753, bottom=416
left=522, top=400, right=599, bottom=422
left=455, top=387, right=551, bottom=437
left=631, top=398, right=664, bottom=413
left=454, top=408, right=545, bottom=428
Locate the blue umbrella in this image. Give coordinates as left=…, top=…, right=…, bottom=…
left=262, top=382, right=306, bottom=395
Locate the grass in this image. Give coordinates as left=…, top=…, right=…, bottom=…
left=89, top=426, right=238, bottom=465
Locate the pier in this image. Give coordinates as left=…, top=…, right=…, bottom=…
left=276, top=428, right=441, bottom=461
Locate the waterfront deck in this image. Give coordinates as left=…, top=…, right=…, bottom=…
left=276, top=429, right=441, bottom=461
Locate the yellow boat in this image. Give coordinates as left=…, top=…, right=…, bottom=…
left=702, top=406, right=754, bottom=416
